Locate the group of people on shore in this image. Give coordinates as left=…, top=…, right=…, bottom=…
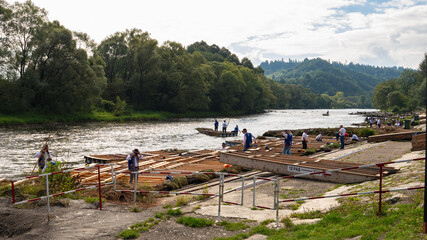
left=278, top=125, right=359, bottom=155
left=366, top=115, right=413, bottom=128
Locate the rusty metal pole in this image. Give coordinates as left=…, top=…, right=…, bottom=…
left=11, top=181, right=15, bottom=204
left=378, top=164, right=383, bottom=216
left=97, top=165, right=102, bottom=210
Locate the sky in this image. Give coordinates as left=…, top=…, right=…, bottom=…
left=10, top=0, right=427, bottom=68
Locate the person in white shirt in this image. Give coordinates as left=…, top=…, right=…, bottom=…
left=351, top=133, right=359, bottom=141
left=222, top=120, right=229, bottom=132
left=301, top=130, right=308, bottom=149
left=338, top=125, right=346, bottom=149
left=316, top=134, right=323, bottom=141
left=220, top=142, right=227, bottom=150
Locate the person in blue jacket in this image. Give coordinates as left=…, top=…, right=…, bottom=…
left=214, top=119, right=219, bottom=131
left=242, top=128, right=256, bottom=151
left=281, top=130, right=293, bottom=155
left=127, top=149, right=141, bottom=184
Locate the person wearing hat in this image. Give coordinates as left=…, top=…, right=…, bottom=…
left=35, top=144, right=54, bottom=172
left=127, top=149, right=142, bottom=184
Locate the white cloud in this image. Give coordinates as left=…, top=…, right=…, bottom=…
left=9, top=0, right=427, bottom=68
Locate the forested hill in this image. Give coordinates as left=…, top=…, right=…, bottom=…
left=260, top=58, right=405, bottom=106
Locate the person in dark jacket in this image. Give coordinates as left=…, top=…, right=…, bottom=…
left=127, top=149, right=141, bottom=184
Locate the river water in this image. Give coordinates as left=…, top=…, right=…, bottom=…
left=0, top=109, right=374, bottom=178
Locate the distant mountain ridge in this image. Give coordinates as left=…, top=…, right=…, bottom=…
left=260, top=58, right=406, bottom=103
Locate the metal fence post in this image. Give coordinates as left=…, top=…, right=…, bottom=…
left=133, top=171, right=138, bottom=210
left=45, top=175, right=50, bottom=221
left=378, top=164, right=383, bottom=216
left=275, top=179, right=280, bottom=227
left=11, top=181, right=15, bottom=204
left=241, top=176, right=244, bottom=206
left=113, top=171, right=117, bottom=191
left=217, top=174, right=224, bottom=222
left=110, top=164, right=115, bottom=186
left=97, top=165, right=103, bottom=210
left=253, top=176, right=257, bottom=207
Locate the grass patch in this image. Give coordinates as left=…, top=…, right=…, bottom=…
left=261, top=219, right=275, bottom=225
left=224, top=190, right=426, bottom=240
left=154, top=212, right=164, bottom=219
left=166, top=208, right=183, bottom=216
left=291, top=210, right=324, bottom=219
left=176, top=216, right=214, bottom=228
left=217, top=221, right=250, bottom=231
left=84, top=196, right=105, bottom=204
left=117, top=229, right=139, bottom=239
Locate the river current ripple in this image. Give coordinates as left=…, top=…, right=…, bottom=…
left=0, top=109, right=373, bottom=178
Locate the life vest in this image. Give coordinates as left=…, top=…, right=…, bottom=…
left=284, top=133, right=293, bottom=146
left=244, top=133, right=253, bottom=147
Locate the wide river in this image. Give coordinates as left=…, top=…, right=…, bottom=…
left=0, top=109, right=374, bottom=178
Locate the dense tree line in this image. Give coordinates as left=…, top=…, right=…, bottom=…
left=1, top=1, right=401, bottom=117
left=372, top=54, right=426, bottom=112
left=260, top=58, right=405, bottom=108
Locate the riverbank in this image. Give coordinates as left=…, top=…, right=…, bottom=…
left=0, top=110, right=263, bottom=127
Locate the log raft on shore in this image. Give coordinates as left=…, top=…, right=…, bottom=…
left=74, top=137, right=396, bottom=185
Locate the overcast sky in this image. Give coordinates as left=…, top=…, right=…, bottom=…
left=11, top=0, right=427, bottom=68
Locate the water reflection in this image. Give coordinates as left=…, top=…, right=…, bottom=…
left=0, top=109, right=372, bottom=178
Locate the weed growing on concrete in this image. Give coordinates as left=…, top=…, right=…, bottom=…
left=176, top=216, right=214, bottom=228
left=217, top=221, right=250, bottom=231
left=166, top=208, right=183, bottom=216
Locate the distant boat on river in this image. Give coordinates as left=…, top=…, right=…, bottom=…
left=323, top=110, right=330, bottom=116
left=196, top=128, right=238, bottom=137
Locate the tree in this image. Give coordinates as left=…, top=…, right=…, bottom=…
left=1, top=1, right=47, bottom=80
left=241, top=57, right=254, bottom=69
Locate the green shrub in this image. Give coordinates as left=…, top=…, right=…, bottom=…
left=166, top=208, right=183, bottom=216
left=217, top=221, right=250, bottom=231
left=303, top=148, right=316, bottom=155
left=359, top=128, right=375, bottom=137
left=117, top=229, right=139, bottom=239
left=328, top=142, right=340, bottom=149
left=173, top=176, right=188, bottom=188
left=154, top=212, right=164, bottom=219
left=176, top=216, right=214, bottom=227
left=261, top=219, right=275, bottom=225
left=176, top=195, right=193, bottom=207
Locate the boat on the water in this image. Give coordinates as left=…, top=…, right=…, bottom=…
left=196, top=128, right=238, bottom=137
